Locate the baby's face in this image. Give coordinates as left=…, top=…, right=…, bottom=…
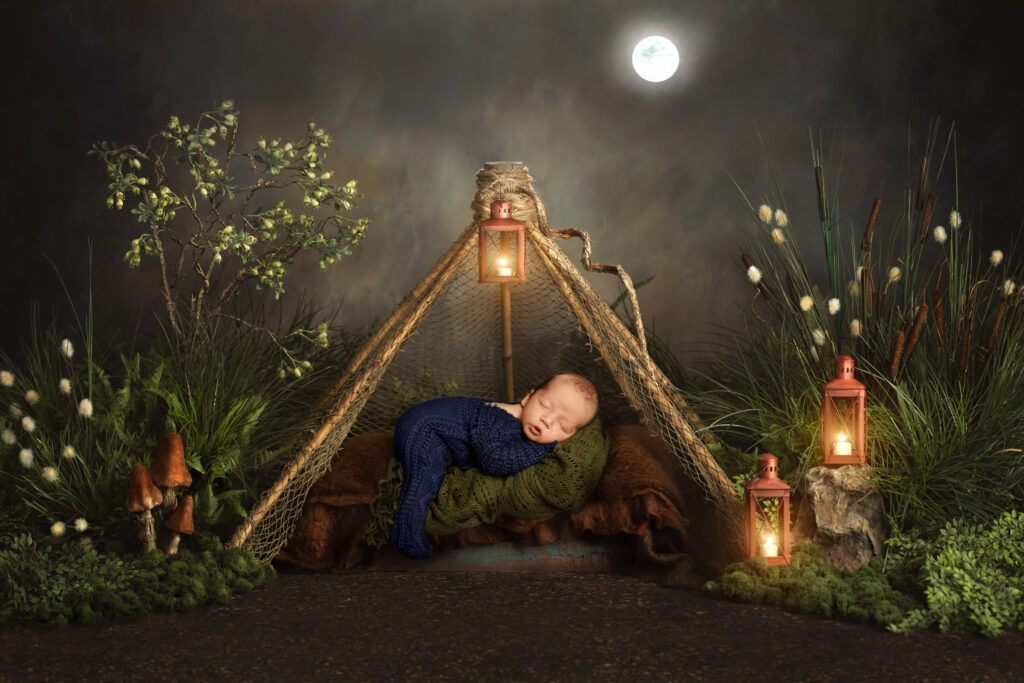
left=519, top=377, right=593, bottom=444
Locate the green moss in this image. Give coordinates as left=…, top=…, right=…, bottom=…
left=705, top=542, right=918, bottom=630
left=0, top=534, right=273, bottom=628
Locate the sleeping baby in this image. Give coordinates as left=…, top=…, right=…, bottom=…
left=391, top=371, right=599, bottom=559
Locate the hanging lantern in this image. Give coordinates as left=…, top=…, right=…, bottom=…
left=744, top=454, right=791, bottom=566
left=478, top=199, right=526, bottom=283
left=823, top=355, right=866, bottom=465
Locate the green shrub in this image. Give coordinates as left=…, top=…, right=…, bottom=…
left=888, top=510, right=1024, bottom=638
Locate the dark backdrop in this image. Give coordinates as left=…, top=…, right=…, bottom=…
left=3, top=0, right=1022, bottom=368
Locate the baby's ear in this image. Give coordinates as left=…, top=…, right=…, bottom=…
left=520, top=389, right=534, bottom=407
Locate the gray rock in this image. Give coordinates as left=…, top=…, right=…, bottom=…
left=793, top=465, right=887, bottom=571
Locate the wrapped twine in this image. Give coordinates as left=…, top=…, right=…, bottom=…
left=932, top=289, right=947, bottom=346
left=861, top=197, right=882, bottom=251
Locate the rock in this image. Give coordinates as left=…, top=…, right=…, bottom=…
left=793, top=465, right=886, bottom=571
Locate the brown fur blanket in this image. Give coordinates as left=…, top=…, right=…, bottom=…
left=277, top=424, right=711, bottom=571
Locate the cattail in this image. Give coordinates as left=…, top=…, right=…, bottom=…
left=916, top=155, right=930, bottom=210
left=902, top=301, right=929, bottom=361
left=988, top=298, right=1008, bottom=350
left=889, top=326, right=906, bottom=379
left=861, top=197, right=881, bottom=250
left=861, top=266, right=874, bottom=319
left=814, top=166, right=827, bottom=222
left=917, top=194, right=935, bottom=244
left=932, top=289, right=946, bottom=346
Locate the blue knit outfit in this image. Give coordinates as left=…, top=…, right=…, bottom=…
left=391, top=397, right=557, bottom=559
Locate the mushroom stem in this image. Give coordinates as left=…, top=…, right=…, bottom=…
left=159, top=487, right=178, bottom=516
left=165, top=532, right=182, bottom=556
left=139, top=509, right=157, bottom=552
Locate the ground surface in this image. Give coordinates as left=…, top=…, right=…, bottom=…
left=1, top=568, right=1022, bottom=682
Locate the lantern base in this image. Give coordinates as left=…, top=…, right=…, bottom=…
left=763, top=555, right=791, bottom=566
left=823, top=455, right=866, bottom=466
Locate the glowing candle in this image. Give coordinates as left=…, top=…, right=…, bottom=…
left=761, top=534, right=779, bottom=557
left=833, top=433, right=852, bottom=457
left=496, top=256, right=513, bottom=277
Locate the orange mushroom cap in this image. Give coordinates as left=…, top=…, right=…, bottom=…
left=126, top=461, right=163, bottom=512
left=165, top=494, right=195, bottom=535
left=149, top=432, right=192, bottom=488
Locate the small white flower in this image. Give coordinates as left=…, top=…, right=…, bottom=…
left=888, top=267, right=901, bottom=284
left=1004, top=279, right=1016, bottom=296
left=74, top=517, right=88, bottom=533
left=18, top=448, right=33, bottom=468
left=9, top=404, right=22, bottom=418
left=60, top=338, right=74, bottom=359
left=59, top=378, right=71, bottom=395
left=78, top=398, right=93, bottom=418
left=812, top=329, right=826, bottom=346
left=25, top=389, right=40, bottom=405
left=810, top=346, right=820, bottom=363
left=0, top=370, right=13, bottom=387
left=850, top=319, right=862, bottom=337
left=758, top=204, right=772, bottom=224
left=774, top=209, right=789, bottom=227
left=42, top=466, right=58, bottom=482
left=1, top=428, right=15, bottom=445
left=847, top=280, right=860, bottom=296
left=771, top=228, right=785, bottom=245
left=828, top=298, right=841, bottom=315
left=799, top=296, right=814, bottom=312
left=747, top=265, right=763, bottom=284
left=933, top=226, right=947, bottom=244
left=62, top=445, right=76, bottom=459
left=50, top=521, right=66, bottom=537
left=991, top=250, right=1004, bottom=267
left=855, top=266, right=865, bottom=280
left=21, top=416, right=36, bottom=433
left=949, top=210, right=962, bottom=229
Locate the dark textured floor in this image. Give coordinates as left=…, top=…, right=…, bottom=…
left=2, top=568, right=1022, bottom=682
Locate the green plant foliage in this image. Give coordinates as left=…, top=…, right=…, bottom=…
left=887, top=510, right=1024, bottom=638
left=89, top=99, right=370, bottom=375
left=685, top=123, right=1024, bottom=536
left=704, top=542, right=920, bottom=629
left=0, top=533, right=274, bottom=628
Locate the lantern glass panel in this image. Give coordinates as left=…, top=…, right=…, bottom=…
left=826, top=395, right=860, bottom=454
left=482, top=230, right=522, bottom=279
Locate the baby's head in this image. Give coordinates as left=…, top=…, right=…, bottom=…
left=519, top=372, right=599, bottom=444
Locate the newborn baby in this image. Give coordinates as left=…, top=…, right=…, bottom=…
left=391, top=371, right=599, bottom=559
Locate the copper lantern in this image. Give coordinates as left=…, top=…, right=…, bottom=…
left=744, top=454, right=791, bottom=566
left=478, top=199, right=526, bottom=283
left=823, top=355, right=866, bottom=466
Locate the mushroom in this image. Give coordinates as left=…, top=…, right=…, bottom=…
left=163, top=494, right=194, bottom=556
left=149, top=432, right=191, bottom=516
left=126, top=461, right=163, bottom=552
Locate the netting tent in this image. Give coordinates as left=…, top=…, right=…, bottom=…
left=228, top=162, right=741, bottom=562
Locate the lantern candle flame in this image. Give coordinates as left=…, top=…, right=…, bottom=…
left=833, top=433, right=852, bottom=456
left=761, top=534, right=779, bottom=557
left=496, top=256, right=513, bottom=277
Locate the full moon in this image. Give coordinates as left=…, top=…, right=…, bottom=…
left=632, top=36, right=679, bottom=83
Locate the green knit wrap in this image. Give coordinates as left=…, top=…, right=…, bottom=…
left=366, top=418, right=609, bottom=548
